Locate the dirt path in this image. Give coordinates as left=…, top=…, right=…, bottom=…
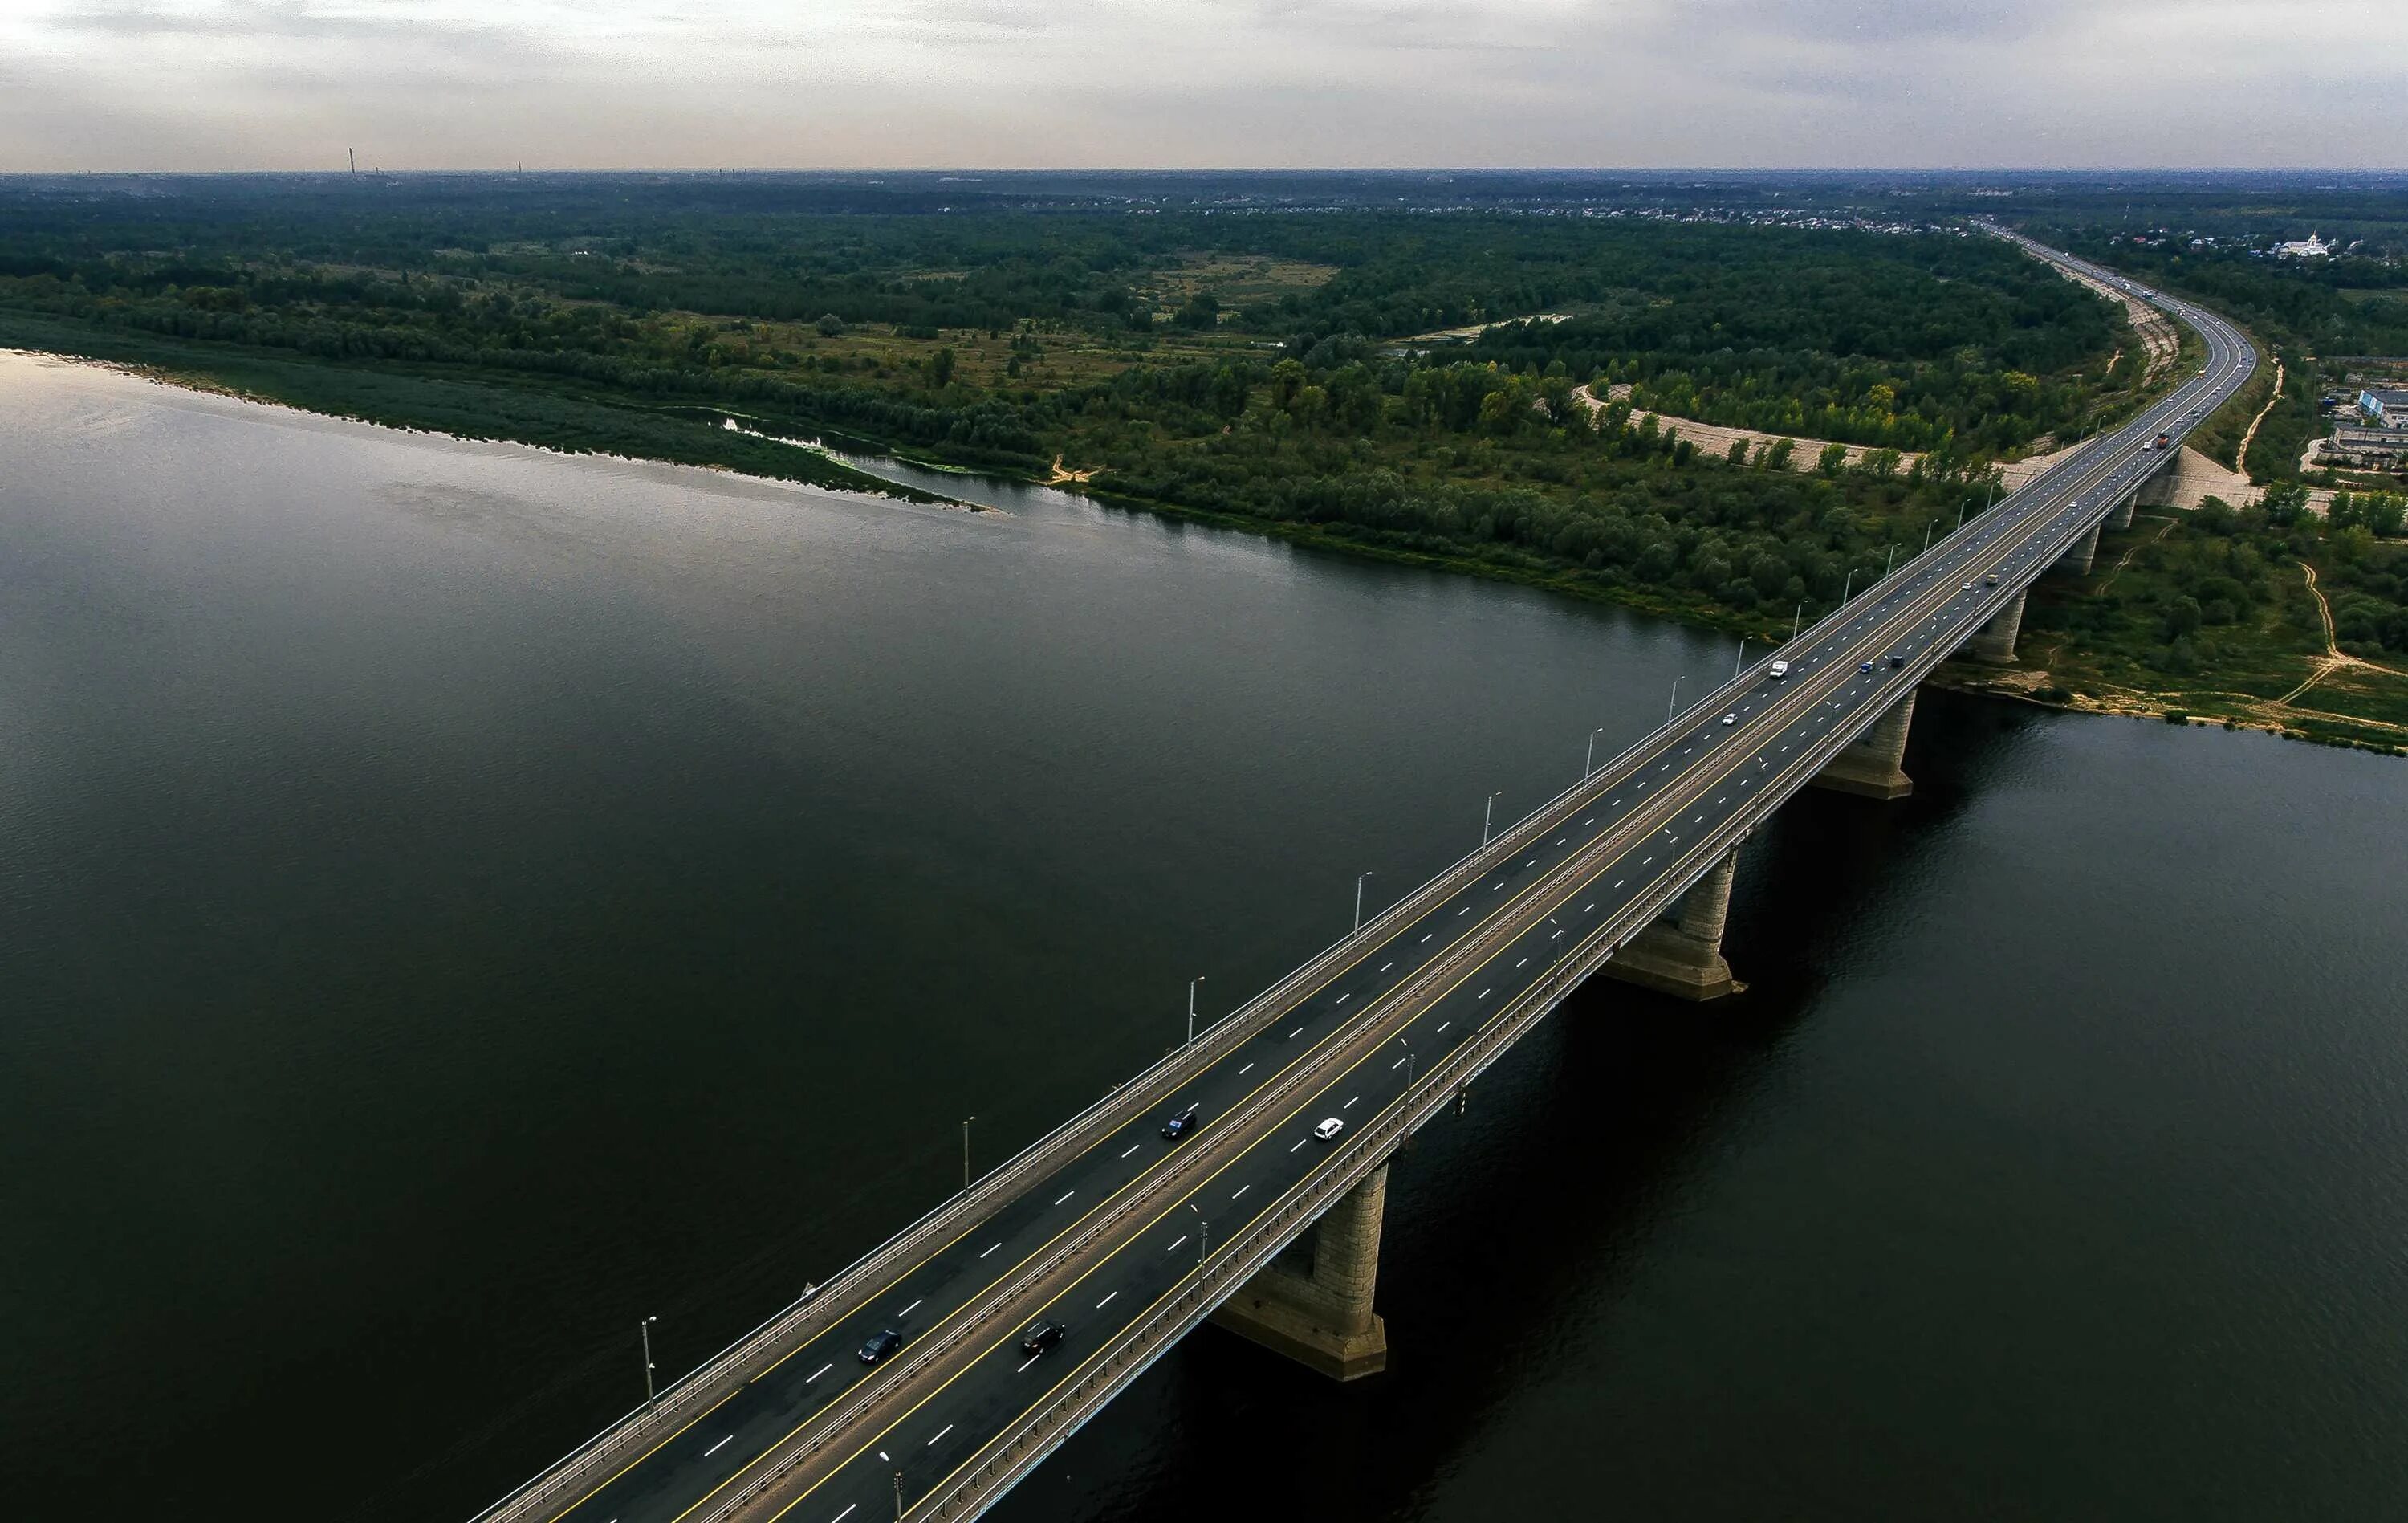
left=1044, top=454, right=1100, bottom=485
left=2232, top=356, right=2284, bottom=473
left=1569, top=383, right=1926, bottom=476
left=2278, top=560, right=2408, bottom=704
left=2093, top=512, right=2182, bottom=597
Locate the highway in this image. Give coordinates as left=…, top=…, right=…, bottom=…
left=474, top=231, right=2257, bottom=1523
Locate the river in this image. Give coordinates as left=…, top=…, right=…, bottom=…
left=2, top=352, right=2402, bottom=1521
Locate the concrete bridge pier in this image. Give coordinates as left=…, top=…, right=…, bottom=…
left=2106, top=493, right=2135, bottom=531
left=1810, top=688, right=1916, bottom=800
left=1599, top=845, right=1743, bottom=1000
left=2052, top=523, right=2101, bottom=576
left=1212, top=1162, right=1390, bottom=1379
left=1966, top=589, right=2026, bottom=662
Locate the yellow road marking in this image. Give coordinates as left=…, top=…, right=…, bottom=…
left=543, top=1389, right=738, bottom=1523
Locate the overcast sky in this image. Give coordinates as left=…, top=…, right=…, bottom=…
left=2, top=0, right=2401, bottom=173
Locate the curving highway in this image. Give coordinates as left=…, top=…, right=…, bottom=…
left=472, top=230, right=2257, bottom=1523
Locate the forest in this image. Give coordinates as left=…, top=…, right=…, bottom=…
left=6, top=170, right=2402, bottom=731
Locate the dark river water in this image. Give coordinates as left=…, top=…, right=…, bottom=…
left=4, top=352, right=2403, bottom=1522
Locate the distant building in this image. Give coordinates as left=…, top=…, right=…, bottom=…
left=2276, top=231, right=2333, bottom=259
left=2361, top=389, right=2408, bottom=427
left=2325, top=426, right=2408, bottom=467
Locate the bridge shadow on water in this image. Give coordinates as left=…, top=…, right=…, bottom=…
left=988, top=686, right=2042, bottom=1522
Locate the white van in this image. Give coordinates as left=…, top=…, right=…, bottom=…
left=1768, top=660, right=1790, bottom=680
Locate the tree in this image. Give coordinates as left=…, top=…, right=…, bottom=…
left=2260, top=480, right=2309, bottom=526
left=1817, top=441, right=1849, bottom=474
left=1727, top=438, right=1751, bottom=465
left=1766, top=438, right=1796, bottom=470
left=1175, top=291, right=1221, bottom=331
left=815, top=312, right=845, bottom=336
left=928, top=347, right=956, bottom=388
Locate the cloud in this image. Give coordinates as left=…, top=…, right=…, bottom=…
left=0, top=0, right=2401, bottom=171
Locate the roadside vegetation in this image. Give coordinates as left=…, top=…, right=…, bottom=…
left=2001, top=486, right=2408, bottom=743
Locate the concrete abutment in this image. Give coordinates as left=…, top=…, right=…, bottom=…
left=1966, top=588, right=2026, bottom=662
left=2051, top=523, right=2101, bottom=576
left=1599, top=845, right=1743, bottom=1000
left=1809, top=687, right=1916, bottom=800
left=1210, top=1162, right=1390, bottom=1380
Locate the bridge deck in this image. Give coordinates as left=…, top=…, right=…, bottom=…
left=474, top=234, right=2255, bottom=1523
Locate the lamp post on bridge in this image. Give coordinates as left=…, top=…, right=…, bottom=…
left=1397, top=1034, right=1415, bottom=1088
left=1733, top=638, right=1747, bottom=679
left=1924, top=519, right=1937, bottom=553
left=1354, top=871, right=1374, bottom=933
left=962, top=1115, right=974, bottom=1195
left=1584, top=727, right=1604, bottom=779
left=1792, top=600, right=1805, bottom=639
left=1666, top=676, right=1683, bottom=724
left=1482, top=791, right=1502, bottom=847
left=640, top=1315, right=659, bottom=1411
left=1841, top=569, right=1856, bottom=607
left=1885, top=543, right=1899, bottom=578
left=1186, top=975, right=1206, bottom=1045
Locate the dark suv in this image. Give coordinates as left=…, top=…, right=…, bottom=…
left=857, top=1328, right=903, bottom=1365
left=1161, top=1103, right=1202, bottom=1142
left=1019, top=1321, right=1067, bottom=1358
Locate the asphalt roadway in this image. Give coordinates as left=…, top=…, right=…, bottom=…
left=502, top=234, right=2257, bottom=1523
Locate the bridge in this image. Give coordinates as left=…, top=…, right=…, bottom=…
left=470, top=233, right=2255, bottom=1523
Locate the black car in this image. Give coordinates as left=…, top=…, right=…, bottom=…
left=858, top=1328, right=903, bottom=1365
left=1161, top=1103, right=1202, bottom=1141
left=1888, top=654, right=1905, bottom=669
left=1019, top=1321, right=1067, bottom=1358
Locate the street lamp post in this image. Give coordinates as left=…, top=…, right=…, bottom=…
left=1666, top=675, right=1683, bottom=724
left=962, top=1116, right=974, bottom=1195
left=1792, top=600, right=1805, bottom=639
left=1733, top=637, right=1747, bottom=678
left=1584, top=727, right=1604, bottom=778
left=1924, top=519, right=1936, bottom=552
left=1354, top=871, right=1374, bottom=933
left=1482, top=791, right=1502, bottom=846
left=1885, top=543, right=1899, bottom=578
left=1397, top=1035, right=1415, bottom=1087
left=641, top=1316, right=659, bottom=1409
left=1186, top=975, right=1206, bottom=1045
left=1841, top=569, right=1856, bottom=606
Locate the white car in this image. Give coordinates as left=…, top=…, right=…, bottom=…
left=1313, top=1118, right=1344, bottom=1142
left=1960, top=581, right=1975, bottom=591
left=1721, top=712, right=1738, bottom=726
